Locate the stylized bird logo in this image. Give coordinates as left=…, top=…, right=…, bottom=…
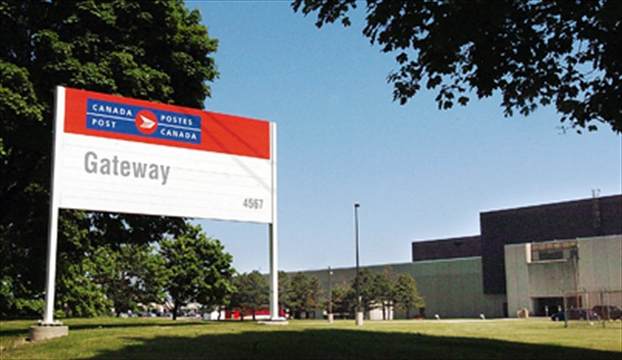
left=139, top=115, right=156, bottom=129
left=134, top=110, right=158, bottom=135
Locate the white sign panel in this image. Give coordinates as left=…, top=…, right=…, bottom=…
left=54, top=86, right=275, bottom=224
left=43, top=86, right=280, bottom=325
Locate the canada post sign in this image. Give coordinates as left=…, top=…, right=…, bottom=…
left=87, top=99, right=201, bottom=144
left=54, top=86, right=275, bottom=224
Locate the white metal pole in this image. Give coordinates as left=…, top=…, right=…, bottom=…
left=43, top=86, right=65, bottom=324
left=269, top=123, right=279, bottom=320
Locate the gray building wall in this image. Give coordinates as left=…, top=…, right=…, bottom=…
left=505, top=235, right=622, bottom=316
left=294, top=258, right=506, bottom=319
left=292, top=196, right=621, bottom=319
left=579, top=235, right=622, bottom=290
left=481, top=195, right=622, bottom=295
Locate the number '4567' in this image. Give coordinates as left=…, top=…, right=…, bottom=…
left=243, top=198, right=263, bottom=209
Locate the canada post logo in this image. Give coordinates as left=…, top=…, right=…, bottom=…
left=86, top=99, right=201, bottom=144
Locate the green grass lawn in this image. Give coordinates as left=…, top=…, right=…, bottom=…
left=1, top=317, right=621, bottom=359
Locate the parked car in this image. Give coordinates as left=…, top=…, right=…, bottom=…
left=592, top=305, right=622, bottom=320
left=550, top=309, right=600, bottom=321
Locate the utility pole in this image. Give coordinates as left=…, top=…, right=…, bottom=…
left=354, top=203, right=363, bottom=326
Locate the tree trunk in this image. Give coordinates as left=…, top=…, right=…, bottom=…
left=172, top=302, right=179, bottom=321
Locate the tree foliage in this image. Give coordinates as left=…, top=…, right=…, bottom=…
left=292, top=0, right=622, bottom=133
left=351, top=268, right=375, bottom=313
left=230, top=271, right=269, bottom=321
left=160, top=224, right=235, bottom=321
left=91, top=243, right=169, bottom=316
left=329, top=285, right=354, bottom=317
left=56, top=251, right=114, bottom=318
left=284, top=272, right=323, bottom=319
left=372, top=269, right=395, bottom=320
left=393, top=273, right=425, bottom=319
left=1, top=0, right=218, bottom=317
left=278, top=270, right=291, bottom=312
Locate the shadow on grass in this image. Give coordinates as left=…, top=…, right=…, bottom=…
left=68, top=320, right=209, bottom=331
left=0, top=319, right=209, bottom=338
left=89, top=328, right=620, bottom=360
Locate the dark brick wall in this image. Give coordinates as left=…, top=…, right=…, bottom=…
left=412, top=235, right=481, bottom=261
left=480, top=195, right=622, bottom=294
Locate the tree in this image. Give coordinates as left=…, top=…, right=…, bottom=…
left=1, top=0, right=218, bottom=317
left=278, top=270, right=292, bottom=317
left=292, top=0, right=622, bottom=133
left=308, top=276, right=324, bottom=317
left=330, top=284, right=354, bottom=318
left=287, top=272, right=323, bottom=319
left=372, top=269, right=395, bottom=320
left=231, top=271, right=269, bottom=321
left=46, top=210, right=113, bottom=318
left=56, top=249, right=114, bottom=318
left=92, top=243, right=169, bottom=316
left=49, top=210, right=182, bottom=318
left=351, top=268, right=375, bottom=314
left=160, top=223, right=235, bottom=321
left=393, top=273, right=425, bottom=319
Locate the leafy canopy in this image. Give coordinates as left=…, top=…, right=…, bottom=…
left=231, top=271, right=269, bottom=320
left=394, top=273, right=425, bottom=318
left=283, top=272, right=323, bottom=319
left=351, top=268, right=376, bottom=312
left=160, top=223, right=235, bottom=320
left=89, top=243, right=169, bottom=315
left=292, top=0, right=622, bottom=133
left=1, top=0, right=218, bottom=317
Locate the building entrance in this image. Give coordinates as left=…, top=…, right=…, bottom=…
left=533, top=297, right=564, bottom=317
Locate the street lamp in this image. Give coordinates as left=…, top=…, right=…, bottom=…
left=354, top=203, right=363, bottom=326
left=328, top=266, right=333, bottom=324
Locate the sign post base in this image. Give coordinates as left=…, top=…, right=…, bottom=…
left=257, top=319, right=289, bottom=326
left=29, top=323, right=69, bottom=341
left=355, top=311, right=364, bottom=326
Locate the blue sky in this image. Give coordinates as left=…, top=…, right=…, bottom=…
left=186, top=1, right=621, bottom=274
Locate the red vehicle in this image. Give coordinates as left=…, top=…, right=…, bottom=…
left=225, top=306, right=286, bottom=320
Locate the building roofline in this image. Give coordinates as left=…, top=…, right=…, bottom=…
left=411, top=235, right=480, bottom=244
left=480, top=194, right=621, bottom=216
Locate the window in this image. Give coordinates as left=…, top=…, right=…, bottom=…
left=530, top=241, right=577, bottom=263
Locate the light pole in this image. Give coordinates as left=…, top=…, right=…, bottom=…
left=354, top=203, right=363, bottom=325
left=328, top=266, right=333, bottom=324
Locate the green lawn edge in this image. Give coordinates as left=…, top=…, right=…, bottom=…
left=2, top=318, right=621, bottom=359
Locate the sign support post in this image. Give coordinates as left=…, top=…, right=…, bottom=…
left=268, top=123, right=281, bottom=322
left=261, top=122, right=286, bottom=325
left=30, top=87, right=69, bottom=341
left=43, top=87, right=65, bottom=324
left=269, top=223, right=279, bottom=320
left=43, top=199, right=60, bottom=325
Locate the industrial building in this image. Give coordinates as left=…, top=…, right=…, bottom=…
left=301, top=195, right=621, bottom=319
